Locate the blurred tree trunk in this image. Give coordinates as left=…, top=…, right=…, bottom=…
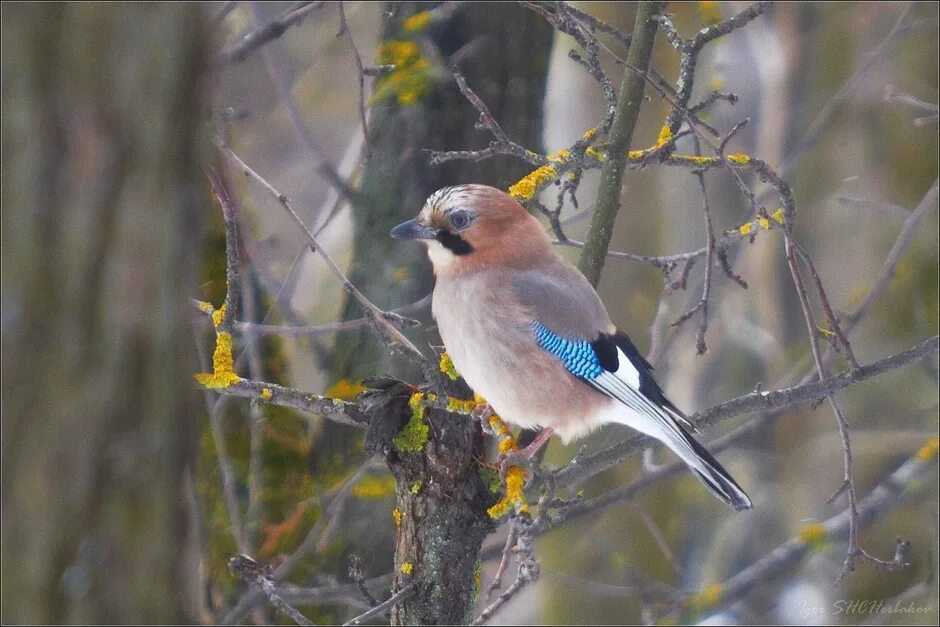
left=1, top=4, right=206, bottom=623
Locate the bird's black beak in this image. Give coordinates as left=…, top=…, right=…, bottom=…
left=390, top=219, right=438, bottom=240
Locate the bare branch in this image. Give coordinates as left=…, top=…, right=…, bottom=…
left=337, top=3, right=371, bottom=158
left=229, top=554, right=315, bottom=626
left=220, top=1, right=325, bottom=65
left=344, top=583, right=416, bottom=626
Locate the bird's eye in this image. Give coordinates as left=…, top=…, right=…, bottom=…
left=449, top=210, right=472, bottom=230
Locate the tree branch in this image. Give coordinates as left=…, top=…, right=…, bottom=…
left=577, top=1, right=662, bottom=287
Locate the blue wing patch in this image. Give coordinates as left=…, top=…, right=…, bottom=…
left=531, top=321, right=603, bottom=379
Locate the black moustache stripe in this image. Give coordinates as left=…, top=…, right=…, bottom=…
left=436, top=230, right=474, bottom=255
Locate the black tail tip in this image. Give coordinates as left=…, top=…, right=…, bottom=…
left=692, top=468, right=753, bottom=512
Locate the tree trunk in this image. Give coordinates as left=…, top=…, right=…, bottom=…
left=334, top=4, right=554, bottom=624
left=1, top=4, right=207, bottom=623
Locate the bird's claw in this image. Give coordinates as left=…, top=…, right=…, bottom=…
left=497, top=450, right=536, bottom=484
left=473, top=403, right=497, bottom=434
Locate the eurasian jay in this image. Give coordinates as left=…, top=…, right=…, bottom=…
left=391, top=184, right=752, bottom=511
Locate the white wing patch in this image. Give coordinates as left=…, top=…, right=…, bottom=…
left=587, top=347, right=688, bottom=446
left=612, top=346, right=640, bottom=388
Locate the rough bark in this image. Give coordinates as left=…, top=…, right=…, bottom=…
left=361, top=377, right=496, bottom=626
left=1, top=4, right=207, bottom=622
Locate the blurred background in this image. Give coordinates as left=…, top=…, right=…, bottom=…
left=2, top=1, right=938, bottom=624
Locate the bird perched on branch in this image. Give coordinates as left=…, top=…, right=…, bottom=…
left=391, top=184, right=752, bottom=511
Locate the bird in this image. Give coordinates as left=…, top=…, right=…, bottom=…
left=390, top=184, right=752, bottom=511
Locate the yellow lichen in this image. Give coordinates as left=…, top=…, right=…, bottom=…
left=447, top=397, right=477, bottom=414
left=654, top=125, right=673, bottom=148
left=726, top=152, right=751, bottom=165
left=260, top=387, right=273, bottom=400
left=392, top=508, right=403, bottom=527
left=798, top=522, right=828, bottom=547
left=402, top=10, right=431, bottom=33
left=627, top=150, right=645, bottom=160
left=817, top=327, right=836, bottom=338
left=508, top=164, right=558, bottom=200
left=326, top=378, right=366, bottom=401
left=211, top=304, right=227, bottom=328
left=439, top=352, right=460, bottom=380
left=582, top=128, right=597, bottom=141
left=194, top=331, right=241, bottom=389
left=738, top=222, right=754, bottom=236
left=585, top=146, right=605, bottom=162
left=507, top=149, right=571, bottom=200
left=410, top=480, right=423, bottom=495
left=483, top=414, right=529, bottom=518
left=372, top=41, right=432, bottom=106
left=686, top=583, right=724, bottom=612
left=352, top=475, right=397, bottom=499
left=196, top=300, right=213, bottom=315
left=916, top=437, right=939, bottom=462
left=757, top=216, right=771, bottom=230
left=771, top=207, right=786, bottom=224
left=400, top=561, right=414, bottom=575
left=674, top=154, right=716, bottom=165
left=486, top=466, right=529, bottom=519
left=393, top=392, right=431, bottom=453
left=377, top=40, right=420, bottom=67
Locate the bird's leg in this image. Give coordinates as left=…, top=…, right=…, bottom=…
left=498, top=427, right=554, bottom=481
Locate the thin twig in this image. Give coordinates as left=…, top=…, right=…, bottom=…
left=220, top=1, right=326, bottom=64
left=229, top=554, right=316, bottom=626
left=337, top=3, right=371, bottom=158
left=216, top=139, right=426, bottom=360
left=228, top=294, right=430, bottom=338
left=249, top=2, right=353, bottom=199
left=343, top=583, right=416, bottom=626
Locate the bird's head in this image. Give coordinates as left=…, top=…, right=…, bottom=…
left=390, top=184, right=551, bottom=274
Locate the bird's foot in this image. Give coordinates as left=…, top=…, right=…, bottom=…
left=497, top=450, right=537, bottom=484
left=496, top=427, right=555, bottom=483
left=472, top=402, right=497, bottom=435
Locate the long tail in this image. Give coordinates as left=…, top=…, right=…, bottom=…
left=662, top=418, right=752, bottom=511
